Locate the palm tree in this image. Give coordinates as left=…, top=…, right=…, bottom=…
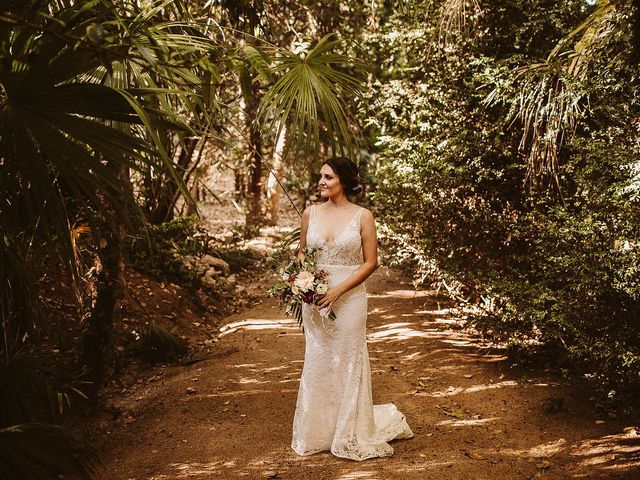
left=0, top=0, right=202, bottom=399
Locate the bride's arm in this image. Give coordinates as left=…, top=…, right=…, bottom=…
left=296, top=206, right=311, bottom=262
left=316, top=209, right=378, bottom=308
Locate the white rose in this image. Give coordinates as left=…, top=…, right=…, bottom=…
left=294, top=271, right=315, bottom=291
left=291, top=284, right=300, bottom=294
left=316, top=283, right=328, bottom=295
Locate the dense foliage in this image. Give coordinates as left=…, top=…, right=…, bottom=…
left=364, top=0, right=640, bottom=399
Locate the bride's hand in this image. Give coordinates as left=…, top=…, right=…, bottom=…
left=316, top=287, right=343, bottom=310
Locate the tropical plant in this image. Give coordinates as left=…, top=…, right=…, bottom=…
left=0, top=0, right=365, bottom=476
left=0, top=348, right=97, bottom=479
left=257, top=33, right=365, bottom=160
left=0, top=0, right=364, bottom=385
left=135, top=322, right=188, bottom=363
left=484, top=0, right=620, bottom=192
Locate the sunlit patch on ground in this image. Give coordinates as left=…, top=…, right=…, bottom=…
left=428, top=380, right=519, bottom=397
left=441, top=338, right=473, bottom=347
left=235, top=377, right=270, bottom=384
left=368, top=326, right=433, bottom=341
left=403, top=351, right=421, bottom=361
left=570, top=430, right=640, bottom=473
left=263, top=365, right=288, bottom=372
left=368, top=289, right=434, bottom=299
left=149, top=460, right=237, bottom=478
left=203, top=389, right=271, bottom=397
left=335, top=471, right=382, bottom=479
left=433, top=317, right=463, bottom=325
left=371, top=321, right=414, bottom=330
left=501, top=438, right=568, bottom=458
left=436, top=417, right=500, bottom=427
left=479, top=355, right=509, bottom=363
left=367, top=323, right=477, bottom=346
left=415, top=308, right=458, bottom=315
left=232, top=363, right=261, bottom=368
left=218, top=317, right=298, bottom=336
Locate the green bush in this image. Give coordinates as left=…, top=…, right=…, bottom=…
left=128, top=215, right=211, bottom=284
left=363, top=0, right=640, bottom=400
left=128, top=322, right=188, bottom=364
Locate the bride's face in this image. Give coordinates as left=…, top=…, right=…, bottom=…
left=318, top=164, right=343, bottom=199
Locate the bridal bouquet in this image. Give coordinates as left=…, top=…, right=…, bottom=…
left=267, top=246, right=337, bottom=327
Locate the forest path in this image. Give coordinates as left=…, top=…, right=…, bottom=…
left=95, top=267, right=639, bottom=480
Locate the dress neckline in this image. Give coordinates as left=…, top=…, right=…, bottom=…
left=313, top=204, right=362, bottom=245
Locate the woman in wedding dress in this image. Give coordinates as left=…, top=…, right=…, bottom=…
left=291, top=156, right=414, bottom=461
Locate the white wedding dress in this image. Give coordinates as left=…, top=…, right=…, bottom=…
left=291, top=204, right=414, bottom=461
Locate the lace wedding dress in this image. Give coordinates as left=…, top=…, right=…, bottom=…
left=291, top=204, right=414, bottom=461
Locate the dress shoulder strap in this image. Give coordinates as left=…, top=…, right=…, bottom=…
left=311, top=204, right=317, bottom=225
left=355, top=207, right=365, bottom=229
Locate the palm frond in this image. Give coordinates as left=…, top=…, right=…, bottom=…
left=0, top=236, right=39, bottom=360
left=0, top=347, right=90, bottom=428
left=510, top=69, right=584, bottom=191
left=243, top=44, right=272, bottom=83
left=267, top=227, right=301, bottom=268
left=547, top=0, right=616, bottom=78
left=433, top=0, right=482, bottom=46
left=258, top=33, right=365, bottom=160
left=483, top=0, right=620, bottom=191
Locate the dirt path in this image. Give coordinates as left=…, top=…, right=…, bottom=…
left=94, top=267, right=640, bottom=480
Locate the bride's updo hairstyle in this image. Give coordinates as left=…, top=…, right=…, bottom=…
left=322, top=156, right=364, bottom=197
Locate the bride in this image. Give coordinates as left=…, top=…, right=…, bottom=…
left=291, top=156, right=414, bottom=461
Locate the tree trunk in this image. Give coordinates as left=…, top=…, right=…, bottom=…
left=242, top=82, right=264, bottom=235
left=81, top=160, right=129, bottom=405
left=234, top=168, right=245, bottom=203
left=147, top=136, right=199, bottom=224
left=246, top=126, right=263, bottom=230
left=182, top=132, right=209, bottom=217
left=81, top=186, right=124, bottom=405
left=266, top=123, right=287, bottom=225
